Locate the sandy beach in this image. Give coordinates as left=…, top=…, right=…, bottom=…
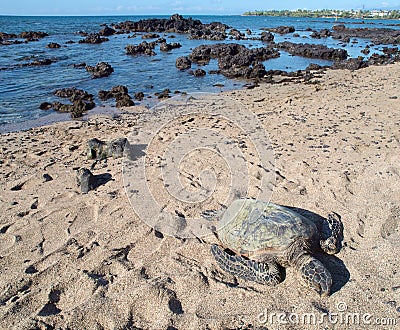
left=1, top=63, right=399, bottom=329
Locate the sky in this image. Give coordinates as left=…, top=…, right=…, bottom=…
left=1, top=0, right=399, bottom=16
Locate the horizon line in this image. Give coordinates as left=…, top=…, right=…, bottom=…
left=1, top=14, right=241, bottom=17
left=1, top=7, right=398, bottom=17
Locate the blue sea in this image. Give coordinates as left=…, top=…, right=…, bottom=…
left=0, top=15, right=399, bottom=130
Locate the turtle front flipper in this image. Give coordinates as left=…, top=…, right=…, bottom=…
left=299, top=255, right=332, bottom=296
left=320, top=212, right=343, bottom=254
left=211, top=244, right=281, bottom=286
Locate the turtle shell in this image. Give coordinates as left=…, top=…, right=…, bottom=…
left=217, top=199, right=317, bottom=257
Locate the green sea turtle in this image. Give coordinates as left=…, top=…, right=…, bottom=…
left=210, top=199, right=343, bottom=296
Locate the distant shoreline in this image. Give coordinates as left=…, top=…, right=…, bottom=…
left=241, top=14, right=400, bottom=22
left=242, top=9, right=400, bottom=20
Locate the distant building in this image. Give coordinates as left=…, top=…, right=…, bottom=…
left=369, top=10, right=390, bottom=17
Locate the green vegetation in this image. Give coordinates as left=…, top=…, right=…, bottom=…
left=243, top=9, right=400, bottom=19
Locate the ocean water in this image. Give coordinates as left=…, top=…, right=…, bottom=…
left=0, top=15, right=398, bottom=129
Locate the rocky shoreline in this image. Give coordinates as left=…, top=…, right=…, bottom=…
left=1, top=14, right=400, bottom=121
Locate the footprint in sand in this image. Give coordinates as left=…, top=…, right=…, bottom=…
left=380, top=206, right=400, bottom=246
left=0, top=224, right=22, bottom=256
left=356, top=213, right=366, bottom=238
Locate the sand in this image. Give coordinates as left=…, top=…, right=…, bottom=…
left=0, top=63, right=399, bottom=329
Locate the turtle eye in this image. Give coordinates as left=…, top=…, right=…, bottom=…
left=329, top=238, right=339, bottom=252
left=320, top=238, right=338, bottom=254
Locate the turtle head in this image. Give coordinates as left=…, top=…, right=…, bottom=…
left=320, top=237, right=340, bottom=254
left=320, top=212, right=343, bottom=254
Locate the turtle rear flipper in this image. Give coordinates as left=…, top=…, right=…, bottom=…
left=320, top=212, right=343, bottom=254
left=211, top=244, right=281, bottom=285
